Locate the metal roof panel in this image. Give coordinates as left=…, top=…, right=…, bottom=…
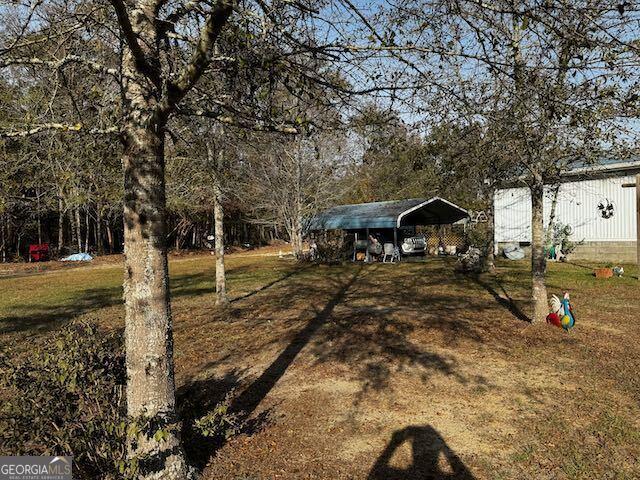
left=309, top=197, right=468, bottom=230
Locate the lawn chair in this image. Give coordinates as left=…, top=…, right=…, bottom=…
left=382, top=243, right=400, bottom=263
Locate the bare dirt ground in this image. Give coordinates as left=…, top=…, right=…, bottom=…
left=1, top=253, right=639, bottom=479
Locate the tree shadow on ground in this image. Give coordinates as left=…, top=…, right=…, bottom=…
left=468, top=274, right=531, bottom=323
left=0, top=263, right=306, bottom=336
left=230, top=266, right=362, bottom=416
left=229, top=264, right=311, bottom=303
left=179, top=266, right=363, bottom=472
left=0, top=284, right=123, bottom=336
left=176, top=369, right=272, bottom=470
left=368, top=425, right=475, bottom=480
left=178, top=261, right=502, bottom=473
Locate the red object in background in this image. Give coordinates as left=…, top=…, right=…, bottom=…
left=29, top=243, right=50, bottom=262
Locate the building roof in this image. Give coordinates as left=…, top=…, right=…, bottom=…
left=503, top=159, right=640, bottom=188
left=309, top=197, right=469, bottom=230
left=562, top=159, right=640, bottom=181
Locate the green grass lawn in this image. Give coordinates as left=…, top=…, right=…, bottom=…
left=0, top=254, right=298, bottom=337
left=1, top=254, right=639, bottom=479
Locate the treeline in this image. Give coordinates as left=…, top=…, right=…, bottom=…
left=0, top=106, right=505, bottom=262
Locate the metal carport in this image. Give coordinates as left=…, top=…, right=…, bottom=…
left=309, top=197, right=469, bottom=260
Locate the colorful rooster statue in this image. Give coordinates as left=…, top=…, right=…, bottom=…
left=546, top=293, right=575, bottom=331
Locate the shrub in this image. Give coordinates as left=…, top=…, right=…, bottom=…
left=193, top=393, right=240, bottom=440
left=0, top=321, right=129, bottom=479
left=0, top=321, right=244, bottom=478
left=464, top=223, right=491, bottom=253
left=312, top=231, right=349, bottom=263
left=548, top=222, right=583, bottom=258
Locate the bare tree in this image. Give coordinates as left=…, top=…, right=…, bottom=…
left=243, top=133, right=345, bottom=257
left=206, top=133, right=229, bottom=305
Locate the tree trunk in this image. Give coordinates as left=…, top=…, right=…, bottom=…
left=213, top=185, right=228, bottom=305
left=120, top=24, right=188, bottom=479
left=36, top=186, right=42, bottom=245
left=96, top=203, right=104, bottom=256
left=122, top=124, right=188, bottom=479
left=106, top=222, right=114, bottom=254
left=84, top=208, right=90, bottom=253
left=290, top=218, right=304, bottom=259
left=75, top=206, right=82, bottom=253
left=1, top=214, right=6, bottom=263
left=293, top=152, right=304, bottom=259
left=545, top=183, right=561, bottom=246
left=207, top=139, right=228, bottom=305
left=58, top=194, right=64, bottom=252
left=69, top=209, right=76, bottom=250
left=485, top=194, right=496, bottom=273
left=530, top=181, right=548, bottom=323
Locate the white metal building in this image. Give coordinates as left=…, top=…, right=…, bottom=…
left=494, top=161, right=640, bottom=262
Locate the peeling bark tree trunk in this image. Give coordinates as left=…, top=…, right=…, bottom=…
left=530, top=181, right=548, bottom=323
left=206, top=139, right=228, bottom=305
left=120, top=18, right=188, bottom=480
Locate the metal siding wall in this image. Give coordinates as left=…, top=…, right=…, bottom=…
left=494, top=175, right=637, bottom=243
left=494, top=187, right=531, bottom=242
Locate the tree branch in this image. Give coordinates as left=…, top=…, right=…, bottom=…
left=0, top=123, right=120, bottom=139
left=165, top=0, right=234, bottom=110
left=177, top=107, right=298, bottom=134
left=0, top=55, right=119, bottom=77
left=109, top=0, right=160, bottom=83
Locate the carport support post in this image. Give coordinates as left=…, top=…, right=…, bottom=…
left=354, top=232, right=358, bottom=261
left=393, top=227, right=398, bottom=262
left=366, top=228, right=370, bottom=262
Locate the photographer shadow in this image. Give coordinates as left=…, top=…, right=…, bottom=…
left=368, top=425, right=474, bottom=480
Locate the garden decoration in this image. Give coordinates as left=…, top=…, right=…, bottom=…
left=546, top=293, right=576, bottom=331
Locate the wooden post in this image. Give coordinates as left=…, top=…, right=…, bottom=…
left=393, top=227, right=399, bottom=262
left=354, top=231, right=358, bottom=262
left=622, top=172, right=640, bottom=280
left=366, top=228, right=370, bottom=262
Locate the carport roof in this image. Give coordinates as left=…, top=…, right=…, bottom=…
left=309, top=197, right=468, bottom=230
